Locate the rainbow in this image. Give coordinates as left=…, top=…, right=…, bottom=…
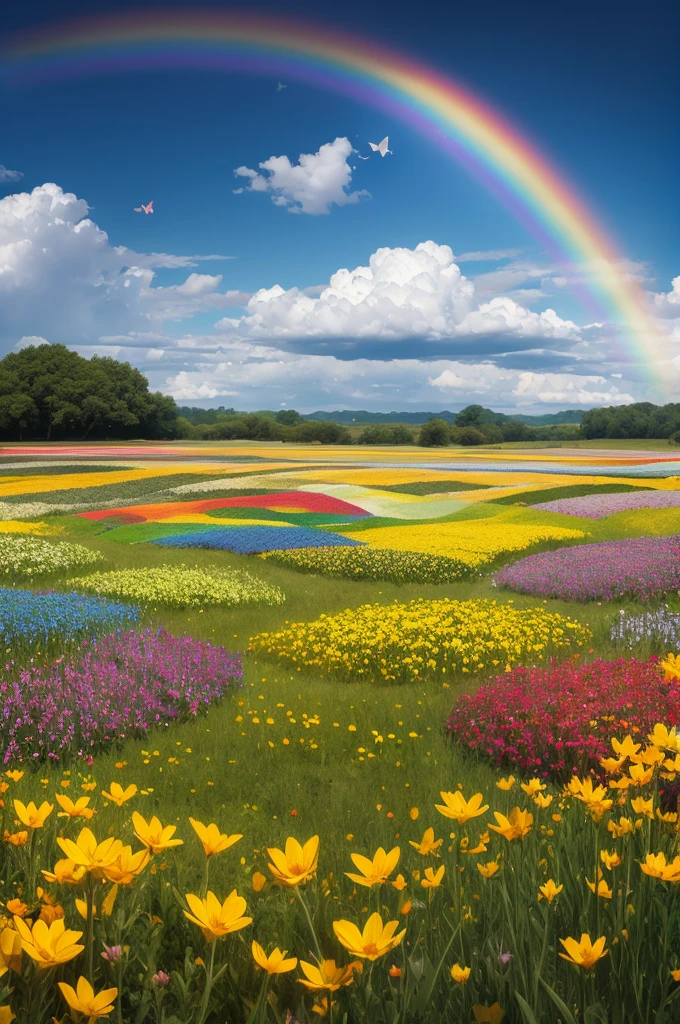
left=0, top=10, right=671, bottom=393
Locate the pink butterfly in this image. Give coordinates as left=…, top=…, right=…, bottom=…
left=134, top=201, right=154, bottom=214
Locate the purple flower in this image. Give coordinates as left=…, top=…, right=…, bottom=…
left=101, top=944, right=123, bottom=962
left=152, top=971, right=170, bottom=987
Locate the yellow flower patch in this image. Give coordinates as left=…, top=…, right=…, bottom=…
left=345, top=520, right=586, bottom=567
left=0, top=520, right=62, bottom=535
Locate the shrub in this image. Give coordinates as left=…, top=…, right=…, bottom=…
left=446, top=657, right=679, bottom=779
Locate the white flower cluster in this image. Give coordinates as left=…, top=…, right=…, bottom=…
left=0, top=536, right=103, bottom=576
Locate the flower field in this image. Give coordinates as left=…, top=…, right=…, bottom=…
left=250, top=599, right=590, bottom=682
left=0, top=441, right=678, bottom=1021
left=495, top=535, right=680, bottom=601
left=260, top=546, right=475, bottom=584
left=68, top=565, right=286, bottom=609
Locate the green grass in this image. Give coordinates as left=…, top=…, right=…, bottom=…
left=364, top=480, right=491, bottom=495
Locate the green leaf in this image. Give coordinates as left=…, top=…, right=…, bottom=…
left=515, top=991, right=540, bottom=1024
left=539, top=977, right=579, bottom=1024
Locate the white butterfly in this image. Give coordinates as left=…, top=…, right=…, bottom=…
left=276, top=81, right=287, bottom=92
left=368, top=136, right=392, bottom=157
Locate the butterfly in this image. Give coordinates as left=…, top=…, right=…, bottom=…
left=133, top=201, right=154, bottom=214
left=368, top=136, right=392, bottom=157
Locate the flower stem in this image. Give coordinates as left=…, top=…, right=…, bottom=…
left=295, top=886, right=322, bottom=961
left=85, top=877, right=96, bottom=985
left=196, top=940, right=217, bottom=1024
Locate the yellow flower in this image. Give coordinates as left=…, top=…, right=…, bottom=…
left=496, top=776, right=515, bottom=791
left=472, top=1003, right=504, bottom=1023
left=55, top=795, right=94, bottom=820
left=538, top=879, right=563, bottom=903
left=183, top=890, right=252, bottom=942
left=252, top=872, right=267, bottom=892
left=13, top=916, right=84, bottom=969
left=477, top=860, right=500, bottom=879
left=599, top=755, right=627, bottom=774
left=0, top=927, right=22, bottom=976
left=333, top=912, right=406, bottom=961
left=612, top=735, right=641, bottom=759
left=132, top=812, right=183, bottom=854
left=661, top=653, right=680, bottom=683
left=600, top=850, right=622, bottom=870
left=3, top=831, right=28, bottom=848
left=298, top=959, right=358, bottom=992
left=42, top=858, right=86, bottom=886
left=520, top=778, right=546, bottom=796
left=252, top=940, right=297, bottom=974
left=58, top=977, right=117, bottom=1021
left=102, top=847, right=150, bottom=885
left=346, top=846, right=400, bottom=888
left=608, top=816, right=634, bottom=838
left=559, top=933, right=608, bottom=970
left=5, top=771, right=23, bottom=783
left=5, top=900, right=27, bottom=918
left=450, top=963, right=471, bottom=983
left=391, top=873, right=407, bottom=891
left=409, top=807, right=419, bottom=820
left=57, top=828, right=123, bottom=878
left=435, top=791, right=489, bottom=824
left=648, top=723, right=678, bottom=750
left=566, top=778, right=613, bottom=820
left=0, top=1011, right=14, bottom=1024
left=100, top=783, right=137, bottom=807
left=671, top=968, right=680, bottom=982
left=13, top=800, right=53, bottom=829
left=408, top=827, right=443, bottom=857
left=586, top=875, right=613, bottom=899
left=421, top=865, right=445, bottom=889
left=267, top=835, right=319, bottom=888
left=533, top=793, right=553, bottom=809
left=640, top=852, right=680, bottom=882
left=631, top=796, right=654, bottom=819
left=189, top=818, right=242, bottom=858
left=628, top=763, right=654, bottom=787
left=488, top=807, right=533, bottom=841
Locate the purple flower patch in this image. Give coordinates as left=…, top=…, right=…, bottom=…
left=495, top=534, right=680, bottom=602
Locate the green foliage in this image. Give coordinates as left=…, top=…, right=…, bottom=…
left=581, top=401, right=680, bottom=440
left=356, top=424, right=415, bottom=445
left=0, top=343, right=179, bottom=441
left=418, top=418, right=452, bottom=447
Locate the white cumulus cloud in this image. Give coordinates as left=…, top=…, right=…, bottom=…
left=233, top=137, right=370, bottom=215
left=214, top=241, right=579, bottom=343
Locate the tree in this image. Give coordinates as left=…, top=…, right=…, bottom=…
left=356, top=424, right=414, bottom=445
left=0, top=343, right=179, bottom=440
left=455, top=404, right=485, bottom=427
left=418, top=418, right=451, bottom=447
left=501, top=420, right=530, bottom=442
left=275, top=409, right=303, bottom=426
left=458, top=426, right=487, bottom=446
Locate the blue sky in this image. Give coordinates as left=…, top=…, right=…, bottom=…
left=0, top=0, right=677, bottom=412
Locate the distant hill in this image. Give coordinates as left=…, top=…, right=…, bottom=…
left=302, top=408, right=584, bottom=426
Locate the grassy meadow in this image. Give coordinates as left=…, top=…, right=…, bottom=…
left=0, top=444, right=679, bottom=1023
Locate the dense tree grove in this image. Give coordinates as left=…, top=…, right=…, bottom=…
left=580, top=402, right=680, bottom=441
left=0, top=345, right=179, bottom=441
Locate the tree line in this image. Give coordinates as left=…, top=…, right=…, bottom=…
left=0, top=346, right=677, bottom=444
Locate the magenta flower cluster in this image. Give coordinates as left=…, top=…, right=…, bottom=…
left=495, top=534, right=680, bottom=601
left=446, top=657, right=679, bottom=779
left=0, top=628, right=242, bottom=765
left=530, top=489, right=680, bottom=519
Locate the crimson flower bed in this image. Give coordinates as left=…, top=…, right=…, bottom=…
left=446, top=657, right=680, bottom=779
